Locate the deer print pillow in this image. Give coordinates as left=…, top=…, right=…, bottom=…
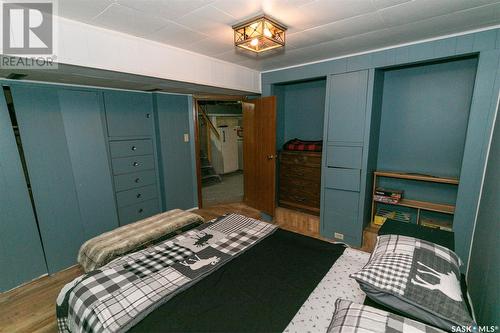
left=350, top=234, right=475, bottom=331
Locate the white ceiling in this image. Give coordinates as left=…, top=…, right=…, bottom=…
left=59, top=0, right=500, bottom=71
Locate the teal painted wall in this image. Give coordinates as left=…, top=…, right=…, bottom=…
left=467, top=107, right=499, bottom=326
left=262, top=28, right=500, bottom=269
left=377, top=57, right=478, bottom=178
left=277, top=79, right=326, bottom=146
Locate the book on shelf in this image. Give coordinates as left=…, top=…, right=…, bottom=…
left=373, top=207, right=411, bottom=226
left=374, top=187, right=403, bottom=204
left=420, top=217, right=453, bottom=232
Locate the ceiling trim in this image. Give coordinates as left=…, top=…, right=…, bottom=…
left=261, top=24, right=500, bottom=74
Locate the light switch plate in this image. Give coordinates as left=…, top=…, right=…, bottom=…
left=183, top=133, right=189, bottom=142
left=334, top=232, right=344, bottom=240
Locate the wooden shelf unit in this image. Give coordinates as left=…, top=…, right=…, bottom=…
left=370, top=171, right=459, bottom=230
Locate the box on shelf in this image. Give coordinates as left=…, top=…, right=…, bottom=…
left=374, top=187, right=403, bottom=204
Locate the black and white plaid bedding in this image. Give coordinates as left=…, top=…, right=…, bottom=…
left=56, top=214, right=277, bottom=333
left=328, top=299, right=445, bottom=332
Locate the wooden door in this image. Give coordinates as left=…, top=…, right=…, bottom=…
left=243, top=97, right=277, bottom=216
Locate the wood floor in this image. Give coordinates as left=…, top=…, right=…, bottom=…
left=0, top=202, right=363, bottom=333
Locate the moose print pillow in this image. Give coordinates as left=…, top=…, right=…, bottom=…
left=350, top=234, right=475, bottom=331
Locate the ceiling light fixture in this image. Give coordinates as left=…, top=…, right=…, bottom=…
left=232, top=15, right=287, bottom=53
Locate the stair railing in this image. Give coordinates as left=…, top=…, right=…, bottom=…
left=199, top=104, right=220, bottom=140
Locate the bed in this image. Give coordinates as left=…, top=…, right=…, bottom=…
left=57, top=214, right=360, bottom=333
left=57, top=215, right=469, bottom=333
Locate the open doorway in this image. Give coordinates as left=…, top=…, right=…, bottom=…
left=197, top=99, right=244, bottom=207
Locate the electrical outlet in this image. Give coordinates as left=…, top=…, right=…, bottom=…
left=334, top=232, right=344, bottom=240
left=183, top=133, right=189, bottom=142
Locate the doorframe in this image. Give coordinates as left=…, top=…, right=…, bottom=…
left=193, top=95, right=248, bottom=208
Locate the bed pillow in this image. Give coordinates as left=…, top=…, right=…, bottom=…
left=328, top=299, right=445, bottom=332
left=350, top=234, right=475, bottom=331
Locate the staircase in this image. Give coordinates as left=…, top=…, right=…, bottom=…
left=201, top=151, right=222, bottom=185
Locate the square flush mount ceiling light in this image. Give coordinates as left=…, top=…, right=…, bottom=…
left=233, top=15, right=287, bottom=53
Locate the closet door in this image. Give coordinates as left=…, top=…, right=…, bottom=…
left=11, top=85, right=86, bottom=273
left=327, top=70, right=368, bottom=143
left=58, top=89, right=119, bottom=238
left=0, top=88, right=47, bottom=291
left=104, top=90, right=154, bottom=137
left=321, top=70, right=370, bottom=247
left=155, top=93, right=196, bottom=210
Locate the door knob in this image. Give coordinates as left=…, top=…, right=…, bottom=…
left=267, top=155, right=274, bottom=160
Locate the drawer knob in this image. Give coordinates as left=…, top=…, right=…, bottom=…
left=138, top=208, right=144, bottom=213
left=136, top=193, right=142, bottom=198
left=131, top=146, right=137, bottom=151
left=146, top=113, right=151, bottom=118
left=134, top=178, right=141, bottom=183
left=133, top=161, right=140, bottom=167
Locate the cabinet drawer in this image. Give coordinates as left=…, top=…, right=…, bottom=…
left=116, top=184, right=158, bottom=208
left=104, top=91, right=153, bottom=137
left=280, top=152, right=322, bottom=168
left=279, top=184, right=320, bottom=205
left=324, top=168, right=360, bottom=191
left=109, top=139, right=153, bottom=158
left=112, top=155, right=155, bottom=175
left=114, top=170, right=156, bottom=192
left=280, top=164, right=321, bottom=182
left=118, top=199, right=160, bottom=225
left=279, top=176, right=321, bottom=192
left=326, top=146, right=362, bottom=169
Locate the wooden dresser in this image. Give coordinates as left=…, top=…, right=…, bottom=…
left=278, top=150, right=322, bottom=215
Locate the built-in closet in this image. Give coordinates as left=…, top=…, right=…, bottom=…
left=274, top=78, right=326, bottom=215
left=0, top=82, right=196, bottom=291
left=264, top=28, right=499, bottom=265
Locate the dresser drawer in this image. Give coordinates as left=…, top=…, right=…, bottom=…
left=114, top=170, right=156, bottom=192
left=280, top=151, right=322, bottom=168
left=112, top=155, right=155, bottom=175
left=279, top=184, right=320, bottom=205
left=324, top=167, right=360, bottom=192
left=118, top=199, right=160, bottom=225
left=116, top=184, right=158, bottom=208
left=279, top=163, right=321, bottom=182
left=326, top=146, right=362, bottom=169
left=279, top=176, right=321, bottom=192
left=109, top=139, right=153, bottom=158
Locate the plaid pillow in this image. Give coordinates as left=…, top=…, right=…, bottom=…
left=350, top=235, right=474, bottom=331
left=328, top=299, right=445, bottom=333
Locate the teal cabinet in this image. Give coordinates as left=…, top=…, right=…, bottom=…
left=104, top=90, right=154, bottom=137
left=0, top=89, right=47, bottom=291
left=104, top=90, right=161, bottom=226
left=327, top=70, right=368, bottom=143
left=321, top=70, right=372, bottom=247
